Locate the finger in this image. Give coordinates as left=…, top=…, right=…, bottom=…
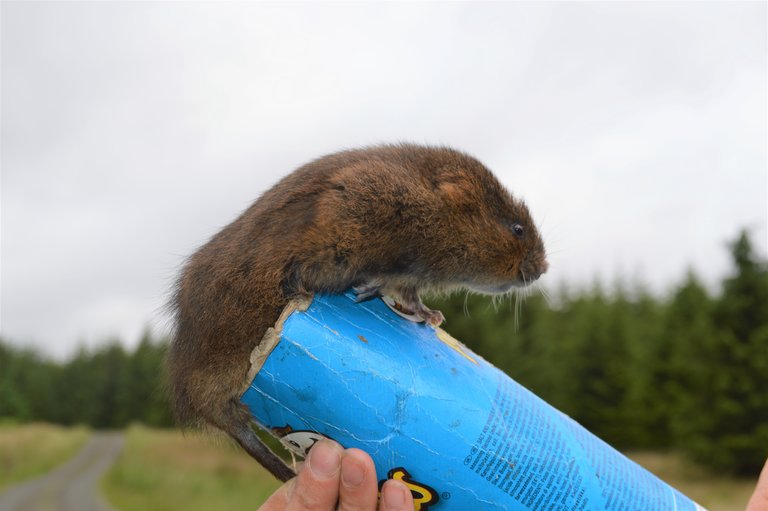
left=337, top=448, right=378, bottom=511
left=286, top=439, right=343, bottom=511
left=378, top=479, right=414, bottom=511
left=257, top=478, right=294, bottom=511
left=746, top=458, right=768, bottom=511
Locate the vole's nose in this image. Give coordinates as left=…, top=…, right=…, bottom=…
left=520, top=258, right=548, bottom=283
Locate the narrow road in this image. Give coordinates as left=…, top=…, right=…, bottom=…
left=0, top=432, right=124, bottom=511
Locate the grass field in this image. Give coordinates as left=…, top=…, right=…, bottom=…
left=101, top=426, right=758, bottom=511
left=0, top=424, right=756, bottom=510
left=0, top=422, right=90, bottom=492
left=102, top=425, right=282, bottom=511
left=626, top=451, right=756, bottom=511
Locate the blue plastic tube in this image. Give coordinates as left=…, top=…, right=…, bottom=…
left=240, top=291, right=706, bottom=511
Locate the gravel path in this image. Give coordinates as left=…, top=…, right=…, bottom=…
left=0, top=432, right=125, bottom=511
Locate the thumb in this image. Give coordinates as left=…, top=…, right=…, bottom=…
left=746, top=459, right=768, bottom=511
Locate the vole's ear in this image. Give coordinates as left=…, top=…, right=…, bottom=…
left=437, top=181, right=464, bottom=199
left=437, top=175, right=476, bottom=210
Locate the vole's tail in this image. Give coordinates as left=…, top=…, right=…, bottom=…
left=225, top=399, right=296, bottom=482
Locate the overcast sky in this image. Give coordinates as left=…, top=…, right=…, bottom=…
left=2, top=1, right=766, bottom=359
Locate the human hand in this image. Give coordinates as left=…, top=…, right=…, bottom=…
left=258, top=439, right=414, bottom=511
left=746, top=459, right=768, bottom=511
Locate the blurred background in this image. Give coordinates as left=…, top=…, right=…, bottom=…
left=1, top=2, right=766, bottom=510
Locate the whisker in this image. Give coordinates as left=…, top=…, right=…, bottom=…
left=539, top=285, right=554, bottom=308
left=522, top=287, right=529, bottom=323
left=483, top=297, right=494, bottom=313
left=463, top=290, right=470, bottom=317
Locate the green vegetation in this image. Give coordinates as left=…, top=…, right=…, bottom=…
left=0, top=423, right=90, bottom=492
left=1, top=229, right=765, bottom=477
left=0, top=423, right=751, bottom=510
left=0, top=331, right=172, bottom=429
left=102, top=425, right=281, bottom=511
left=99, top=427, right=753, bottom=511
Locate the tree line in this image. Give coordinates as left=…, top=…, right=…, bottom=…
left=0, top=331, right=172, bottom=429
left=1, top=230, right=765, bottom=476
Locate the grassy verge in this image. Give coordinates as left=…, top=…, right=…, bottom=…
left=0, top=422, right=90, bottom=492
left=102, top=425, right=282, bottom=511
left=628, top=451, right=757, bottom=511
left=101, top=426, right=757, bottom=511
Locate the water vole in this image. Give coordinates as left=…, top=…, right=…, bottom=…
left=167, top=143, right=548, bottom=481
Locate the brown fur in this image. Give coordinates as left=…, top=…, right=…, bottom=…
left=166, top=143, right=548, bottom=480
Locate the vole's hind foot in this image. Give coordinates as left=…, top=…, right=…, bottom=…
left=354, top=283, right=382, bottom=302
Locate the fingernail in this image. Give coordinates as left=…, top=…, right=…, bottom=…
left=383, top=481, right=407, bottom=510
left=341, top=454, right=366, bottom=488
left=308, top=440, right=341, bottom=479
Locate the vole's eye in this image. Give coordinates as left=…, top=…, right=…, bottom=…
left=511, top=223, right=524, bottom=238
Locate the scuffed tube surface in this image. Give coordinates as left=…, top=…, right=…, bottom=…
left=240, top=291, right=706, bottom=511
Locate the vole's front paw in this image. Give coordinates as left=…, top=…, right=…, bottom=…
left=416, top=305, right=445, bottom=327
left=424, top=309, right=446, bottom=327
left=390, top=286, right=445, bottom=326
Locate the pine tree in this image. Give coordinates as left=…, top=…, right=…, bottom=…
left=668, top=231, right=768, bottom=474
left=615, top=283, right=669, bottom=448
left=116, top=329, right=173, bottom=427
left=665, top=271, right=718, bottom=463
left=707, top=231, right=768, bottom=474
left=0, top=341, right=32, bottom=421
